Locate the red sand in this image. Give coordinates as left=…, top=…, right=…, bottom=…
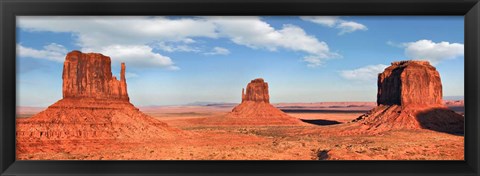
left=16, top=104, right=464, bottom=160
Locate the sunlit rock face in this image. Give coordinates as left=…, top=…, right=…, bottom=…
left=350, top=60, right=464, bottom=134
left=62, top=50, right=129, bottom=101
left=241, top=78, right=270, bottom=103
left=16, top=51, right=180, bottom=141
left=377, top=60, right=442, bottom=107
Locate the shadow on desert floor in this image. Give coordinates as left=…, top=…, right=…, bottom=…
left=300, top=119, right=342, bottom=126
left=416, top=108, right=464, bottom=136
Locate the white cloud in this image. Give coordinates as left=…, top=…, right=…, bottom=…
left=340, top=64, right=389, bottom=82
left=402, top=40, right=464, bottom=65
left=17, top=43, right=67, bottom=62
left=204, top=47, right=230, bottom=55
left=300, top=16, right=339, bottom=27
left=303, top=56, right=324, bottom=67
left=18, top=16, right=218, bottom=49
left=83, top=45, right=178, bottom=70
left=18, top=16, right=339, bottom=68
left=207, top=17, right=338, bottom=66
left=336, top=21, right=367, bottom=35
left=18, top=16, right=216, bottom=69
left=156, top=42, right=201, bottom=53
left=301, top=16, right=368, bottom=35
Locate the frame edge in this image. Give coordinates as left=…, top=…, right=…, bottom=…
left=465, top=1, right=480, bottom=174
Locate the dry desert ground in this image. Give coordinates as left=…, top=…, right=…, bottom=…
left=16, top=102, right=464, bottom=160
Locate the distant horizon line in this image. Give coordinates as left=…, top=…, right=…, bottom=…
left=17, top=96, right=464, bottom=108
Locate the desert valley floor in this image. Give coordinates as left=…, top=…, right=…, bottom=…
left=16, top=102, right=464, bottom=160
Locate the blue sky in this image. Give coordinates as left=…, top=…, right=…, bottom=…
left=16, top=16, right=464, bottom=107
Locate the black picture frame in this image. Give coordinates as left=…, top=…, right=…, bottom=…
left=1, top=0, right=479, bottom=175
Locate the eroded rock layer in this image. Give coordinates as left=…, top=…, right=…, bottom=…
left=16, top=99, right=176, bottom=140
left=351, top=60, right=464, bottom=134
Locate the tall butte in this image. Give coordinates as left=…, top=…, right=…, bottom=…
left=62, top=51, right=129, bottom=100
left=220, top=78, right=300, bottom=125
left=16, top=51, right=179, bottom=142
left=350, top=60, right=464, bottom=134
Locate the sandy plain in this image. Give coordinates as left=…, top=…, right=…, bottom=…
left=16, top=101, right=464, bottom=160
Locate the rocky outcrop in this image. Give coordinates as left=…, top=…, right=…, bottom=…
left=62, top=50, right=129, bottom=100
left=377, top=60, right=442, bottom=106
left=242, top=78, right=270, bottom=103
left=214, top=78, right=300, bottom=125
left=351, top=60, right=464, bottom=134
left=16, top=51, right=179, bottom=141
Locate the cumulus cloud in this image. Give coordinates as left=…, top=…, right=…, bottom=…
left=18, top=16, right=218, bottom=49
left=205, top=17, right=339, bottom=66
left=402, top=40, right=464, bottom=65
left=17, top=43, right=68, bottom=62
left=18, top=16, right=217, bottom=69
left=301, top=16, right=367, bottom=35
left=83, top=45, right=179, bottom=70
left=18, top=16, right=339, bottom=68
left=208, top=17, right=338, bottom=62
left=340, top=64, right=389, bottom=82
left=204, top=47, right=230, bottom=55
left=336, top=21, right=368, bottom=35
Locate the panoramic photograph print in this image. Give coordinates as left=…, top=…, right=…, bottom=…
left=16, top=16, right=464, bottom=160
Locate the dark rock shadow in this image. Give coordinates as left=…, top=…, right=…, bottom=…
left=316, top=150, right=330, bottom=160
left=300, top=119, right=341, bottom=126
left=415, top=107, right=464, bottom=136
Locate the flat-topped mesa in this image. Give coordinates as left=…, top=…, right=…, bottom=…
left=241, top=78, right=270, bottom=103
left=62, top=50, right=129, bottom=101
left=377, top=60, right=442, bottom=107
left=348, top=60, right=463, bottom=134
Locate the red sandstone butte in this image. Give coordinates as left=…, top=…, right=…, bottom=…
left=62, top=51, right=129, bottom=100
left=16, top=51, right=179, bottom=141
left=241, top=78, right=270, bottom=103
left=377, top=60, right=443, bottom=106
left=351, top=60, right=464, bottom=134
left=221, top=78, right=300, bottom=125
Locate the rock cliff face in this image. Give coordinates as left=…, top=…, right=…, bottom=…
left=351, top=60, right=464, bottom=134
left=16, top=51, right=179, bottom=142
left=377, top=60, right=442, bottom=106
left=242, top=78, right=270, bottom=103
left=217, top=78, right=300, bottom=125
left=62, top=51, right=129, bottom=100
